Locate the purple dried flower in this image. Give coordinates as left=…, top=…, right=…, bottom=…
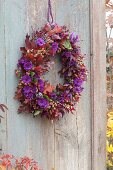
left=50, top=92, right=57, bottom=100
left=65, top=52, right=72, bottom=57
left=32, top=86, right=37, bottom=94
left=58, top=93, right=66, bottom=103
left=67, top=93, right=72, bottom=99
left=34, top=74, right=39, bottom=79
left=25, top=92, right=34, bottom=99
left=23, top=86, right=32, bottom=94
left=70, top=32, right=79, bottom=44
left=52, top=42, right=58, bottom=52
left=23, top=86, right=35, bottom=99
left=23, top=61, right=33, bottom=71
left=74, top=47, right=80, bottom=54
left=36, top=38, right=45, bottom=46
left=18, top=58, right=28, bottom=67
left=38, top=79, right=44, bottom=92
left=74, top=78, right=83, bottom=86
left=21, top=75, right=31, bottom=84
left=37, top=98, right=49, bottom=108
left=64, top=72, right=68, bottom=77
left=62, top=51, right=72, bottom=58
left=73, top=86, right=84, bottom=94
left=75, top=35, right=79, bottom=42
left=70, top=32, right=74, bottom=42
left=41, top=111, right=48, bottom=116
left=58, top=97, right=64, bottom=103
left=69, top=60, right=76, bottom=67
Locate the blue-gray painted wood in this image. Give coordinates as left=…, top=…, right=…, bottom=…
left=0, top=0, right=7, bottom=153
left=55, top=0, right=91, bottom=170
left=0, top=0, right=106, bottom=170
left=3, top=1, right=54, bottom=170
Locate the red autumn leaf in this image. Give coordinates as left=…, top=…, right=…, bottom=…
left=36, top=55, right=43, bottom=64
left=70, top=107, right=75, bottom=113
left=34, top=66, right=48, bottom=76
left=44, top=23, right=51, bottom=32
left=1, top=154, right=13, bottom=159
left=57, top=83, right=67, bottom=91
left=20, top=47, right=27, bottom=54
left=54, top=25, right=62, bottom=33
left=27, top=53, right=34, bottom=60
left=25, top=34, right=32, bottom=49
left=43, top=83, right=55, bottom=94
left=34, top=66, right=45, bottom=76
left=24, top=99, right=30, bottom=104
left=14, top=89, right=23, bottom=99
left=48, top=25, right=62, bottom=36
left=106, top=0, right=110, bottom=4
left=0, top=154, right=40, bottom=170
left=34, top=66, right=42, bottom=72
left=31, top=40, right=37, bottom=48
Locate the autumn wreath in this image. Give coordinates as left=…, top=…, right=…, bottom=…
left=15, top=22, right=87, bottom=121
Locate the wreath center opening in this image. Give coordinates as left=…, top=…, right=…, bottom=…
left=43, top=54, right=64, bottom=87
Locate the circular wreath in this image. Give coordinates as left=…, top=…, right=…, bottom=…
left=15, top=23, right=87, bottom=120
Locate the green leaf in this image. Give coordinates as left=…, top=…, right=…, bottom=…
left=33, top=78, right=37, bottom=83
left=30, top=71, right=35, bottom=77
left=34, top=110, right=41, bottom=116
left=63, top=40, right=72, bottom=50
left=17, top=72, right=21, bottom=78
left=43, top=94, right=50, bottom=101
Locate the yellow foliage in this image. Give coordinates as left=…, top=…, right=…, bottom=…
left=107, top=111, right=113, bottom=129
left=107, top=159, right=113, bottom=167
left=107, top=143, right=113, bottom=153
left=108, top=111, right=113, bottom=117
left=107, top=129, right=113, bottom=138
left=107, top=110, right=113, bottom=168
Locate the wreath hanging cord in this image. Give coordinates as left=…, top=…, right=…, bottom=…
left=15, top=0, right=87, bottom=121
left=47, top=0, right=54, bottom=24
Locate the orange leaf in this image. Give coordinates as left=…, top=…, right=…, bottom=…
left=0, top=165, right=6, bottom=170
left=54, top=25, right=62, bottom=33
left=43, top=83, right=55, bottom=94
left=48, top=25, right=62, bottom=36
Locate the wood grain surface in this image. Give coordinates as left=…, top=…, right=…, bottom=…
left=90, top=0, right=106, bottom=170
left=0, top=0, right=106, bottom=170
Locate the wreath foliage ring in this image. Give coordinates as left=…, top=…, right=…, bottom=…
left=15, top=23, right=87, bottom=120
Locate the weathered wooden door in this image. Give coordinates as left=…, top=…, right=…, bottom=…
left=0, top=0, right=106, bottom=170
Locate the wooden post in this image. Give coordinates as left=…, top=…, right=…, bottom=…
left=90, top=0, right=106, bottom=169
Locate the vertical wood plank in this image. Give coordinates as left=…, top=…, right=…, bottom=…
left=4, top=1, right=54, bottom=170
left=90, top=0, right=106, bottom=170
left=0, top=0, right=7, bottom=154
left=55, top=0, right=91, bottom=170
